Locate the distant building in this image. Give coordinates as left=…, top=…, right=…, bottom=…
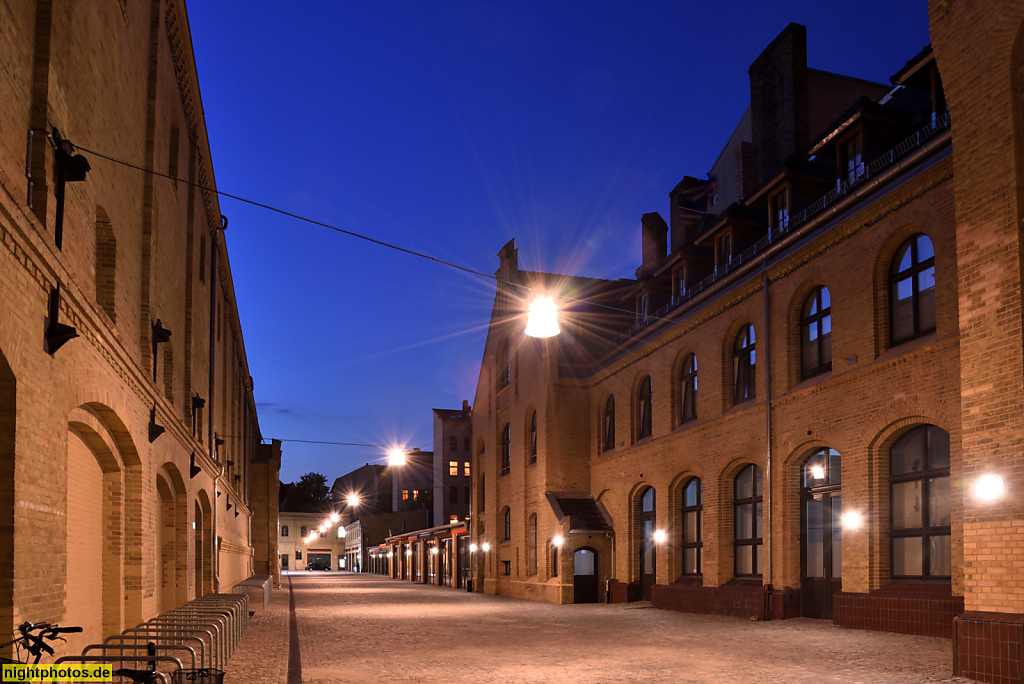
left=392, top=448, right=435, bottom=526
left=278, top=512, right=347, bottom=571
left=343, top=509, right=430, bottom=574
left=433, top=402, right=473, bottom=526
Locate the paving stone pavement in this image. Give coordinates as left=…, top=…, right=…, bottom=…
left=223, top=572, right=971, bottom=683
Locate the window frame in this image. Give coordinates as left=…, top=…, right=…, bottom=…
left=800, top=286, right=832, bottom=380
left=637, top=376, right=653, bottom=441
left=889, top=425, right=951, bottom=581
left=529, top=410, right=538, bottom=465
left=602, top=396, right=615, bottom=452
left=503, top=506, right=511, bottom=541
left=889, top=234, right=937, bottom=346
left=733, top=464, right=763, bottom=578
left=498, top=339, right=511, bottom=389
left=733, top=325, right=756, bottom=404
left=500, top=424, right=511, bottom=476
left=281, top=525, right=289, bottom=537
left=681, top=478, right=702, bottom=576
left=680, top=353, right=697, bottom=424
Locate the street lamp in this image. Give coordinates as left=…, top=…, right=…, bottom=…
left=387, top=448, right=406, bottom=466
left=346, top=493, right=360, bottom=507
left=330, top=512, right=340, bottom=523
left=525, top=296, right=560, bottom=338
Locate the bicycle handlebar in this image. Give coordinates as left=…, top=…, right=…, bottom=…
left=48, top=626, right=82, bottom=634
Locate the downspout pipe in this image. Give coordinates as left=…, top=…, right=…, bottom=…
left=210, top=215, right=227, bottom=593
left=762, top=263, right=773, bottom=618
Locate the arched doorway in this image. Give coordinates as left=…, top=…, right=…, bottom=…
left=801, top=448, right=842, bottom=618
left=65, top=429, right=105, bottom=643
left=637, top=487, right=656, bottom=600
left=573, top=547, right=599, bottom=603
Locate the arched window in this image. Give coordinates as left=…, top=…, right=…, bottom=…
left=95, top=206, right=117, bottom=322
left=281, top=525, right=289, bottom=537
left=890, top=425, right=950, bottom=579
left=503, top=507, right=511, bottom=541
left=734, top=464, right=763, bottom=577
left=300, top=526, right=307, bottom=537
left=602, top=396, right=615, bottom=452
left=680, top=354, right=697, bottom=423
left=529, top=410, right=538, bottom=465
left=637, top=487, right=656, bottom=600
left=500, top=424, right=511, bottom=476
left=733, top=325, right=756, bottom=404
left=527, top=513, right=537, bottom=575
left=337, top=526, right=344, bottom=539
left=681, top=478, right=702, bottom=576
left=551, top=542, right=559, bottom=578
left=498, top=339, right=511, bottom=389
left=890, top=234, right=936, bottom=344
left=637, top=376, right=652, bottom=440
left=801, top=287, right=832, bottom=379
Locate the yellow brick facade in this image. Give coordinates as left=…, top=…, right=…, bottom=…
left=0, top=0, right=273, bottom=660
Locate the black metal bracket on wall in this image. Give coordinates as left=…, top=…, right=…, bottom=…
left=50, top=128, right=90, bottom=251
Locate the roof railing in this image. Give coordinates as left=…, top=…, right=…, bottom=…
left=606, top=112, right=950, bottom=350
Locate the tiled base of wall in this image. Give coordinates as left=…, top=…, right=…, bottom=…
left=651, top=580, right=773, bottom=620
left=833, top=583, right=963, bottom=637
left=954, top=611, right=1024, bottom=684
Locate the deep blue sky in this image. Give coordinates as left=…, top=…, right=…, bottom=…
left=187, top=1, right=930, bottom=484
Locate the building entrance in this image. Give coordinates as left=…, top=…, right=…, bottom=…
left=801, top=448, right=842, bottom=619
left=573, top=548, right=599, bottom=603
left=307, top=552, right=331, bottom=569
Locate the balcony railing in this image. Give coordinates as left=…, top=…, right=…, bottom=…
left=606, top=112, right=951, bottom=351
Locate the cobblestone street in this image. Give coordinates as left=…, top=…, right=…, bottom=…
left=224, top=573, right=966, bottom=683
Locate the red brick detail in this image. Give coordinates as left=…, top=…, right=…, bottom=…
left=833, top=583, right=963, bottom=638
left=954, top=611, right=1024, bottom=684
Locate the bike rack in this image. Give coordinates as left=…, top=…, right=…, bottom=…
left=54, top=654, right=181, bottom=684
left=144, top=615, right=227, bottom=662
left=120, top=626, right=218, bottom=670
left=139, top=620, right=223, bottom=671
left=99, top=634, right=208, bottom=668
left=83, top=642, right=197, bottom=669
left=164, top=605, right=238, bottom=651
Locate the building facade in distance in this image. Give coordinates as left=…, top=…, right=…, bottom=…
left=433, top=402, right=473, bottom=526
left=471, top=10, right=1024, bottom=679
left=0, top=0, right=273, bottom=659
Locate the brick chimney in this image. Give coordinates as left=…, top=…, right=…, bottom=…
left=749, top=22, right=810, bottom=189
left=640, top=213, right=668, bottom=275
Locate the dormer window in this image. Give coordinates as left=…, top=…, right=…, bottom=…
left=717, top=234, right=732, bottom=270
left=844, top=134, right=864, bottom=184
left=771, top=190, right=789, bottom=231
left=673, top=268, right=686, bottom=303
left=637, top=292, right=649, bottom=324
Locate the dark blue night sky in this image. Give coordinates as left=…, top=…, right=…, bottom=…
left=186, top=1, right=929, bottom=483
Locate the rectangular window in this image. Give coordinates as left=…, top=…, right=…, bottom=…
left=464, top=436, right=470, bottom=451
left=402, top=490, right=409, bottom=501
left=295, top=551, right=302, bottom=560
left=772, top=190, right=789, bottom=230
left=463, top=461, right=471, bottom=477
left=449, top=487, right=458, bottom=504
left=845, top=134, right=864, bottom=183
left=464, top=486, right=471, bottom=504
left=412, top=490, right=419, bottom=501
left=449, top=436, right=457, bottom=451
left=717, top=234, right=732, bottom=269
left=501, top=560, right=511, bottom=576
left=449, top=460, right=458, bottom=477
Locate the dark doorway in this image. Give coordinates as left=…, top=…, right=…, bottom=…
left=306, top=552, right=331, bottom=569
left=638, top=487, right=656, bottom=600
left=281, top=554, right=288, bottom=571
left=573, top=547, right=599, bottom=603
left=801, top=448, right=842, bottom=619
left=441, top=538, right=453, bottom=586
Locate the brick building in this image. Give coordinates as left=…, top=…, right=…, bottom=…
left=471, top=11, right=1024, bottom=679
left=432, top=402, right=473, bottom=526
left=278, top=512, right=345, bottom=571
left=0, top=0, right=275, bottom=659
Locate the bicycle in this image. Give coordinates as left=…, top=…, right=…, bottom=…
left=0, top=621, right=82, bottom=665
